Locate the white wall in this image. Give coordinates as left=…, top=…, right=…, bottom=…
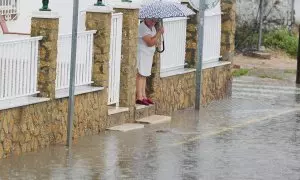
left=3, top=0, right=184, bottom=34
left=4, top=0, right=96, bottom=34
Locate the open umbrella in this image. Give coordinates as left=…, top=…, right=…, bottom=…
left=139, top=0, right=195, bottom=53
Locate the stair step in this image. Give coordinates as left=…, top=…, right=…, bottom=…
left=136, top=115, right=171, bottom=124
left=107, top=123, right=144, bottom=132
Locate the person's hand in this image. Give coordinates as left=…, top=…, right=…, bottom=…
left=158, top=27, right=164, bottom=34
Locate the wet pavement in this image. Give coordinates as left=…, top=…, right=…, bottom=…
left=1, top=76, right=300, bottom=180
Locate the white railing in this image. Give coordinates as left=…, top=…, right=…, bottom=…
left=0, top=0, right=18, bottom=19
left=108, top=13, right=123, bottom=105
left=160, top=17, right=187, bottom=73
left=203, top=4, right=222, bottom=63
left=56, top=30, right=96, bottom=90
left=0, top=36, right=42, bottom=100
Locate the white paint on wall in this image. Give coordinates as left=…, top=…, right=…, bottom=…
left=295, top=0, right=300, bottom=24
left=1, top=0, right=184, bottom=34
left=3, top=0, right=97, bottom=34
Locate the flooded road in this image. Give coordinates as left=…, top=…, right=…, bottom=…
left=1, top=76, right=300, bottom=180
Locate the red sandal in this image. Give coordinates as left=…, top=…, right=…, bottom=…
left=145, top=98, right=154, bottom=104
left=136, top=99, right=149, bottom=106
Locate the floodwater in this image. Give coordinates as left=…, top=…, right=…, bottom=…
left=1, top=76, right=300, bottom=180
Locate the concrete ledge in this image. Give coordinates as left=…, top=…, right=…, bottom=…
left=0, top=96, right=50, bottom=111
left=135, top=104, right=154, bottom=110
left=31, top=11, right=60, bottom=19
left=108, top=106, right=129, bottom=115
left=202, top=61, right=231, bottom=70
left=107, top=123, right=144, bottom=132
left=112, top=2, right=141, bottom=9
left=55, top=85, right=104, bottom=99
left=136, top=115, right=171, bottom=124
left=86, top=5, right=114, bottom=13
left=160, top=68, right=196, bottom=78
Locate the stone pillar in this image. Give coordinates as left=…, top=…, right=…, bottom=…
left=114, top=4, right=140, bottom=120
left=221, top=0, right=236, bottom=62
left=184, top=2, right=198, bottom=69
left=86, top=6, right=113, bottom=88
left=31, top=12, right=59, bottom=99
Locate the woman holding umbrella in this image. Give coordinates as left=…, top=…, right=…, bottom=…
left=136, top=18, right=164, bottom=106
left=136, top=1, right=195, bottom=105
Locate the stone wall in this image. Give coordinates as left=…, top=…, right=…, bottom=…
left=0, top=92, right=107, bottom=159
left=221, top=0, right=236, bottom=61
left=114, top=8, right=139, bottom=122
left=31, top=17, right=59, bottom=99
left=201, top=64, right=232, bottom=105
left=149, top=72, right=196, bottom=115
left=184, top=2, right=198, bottom=68
left=148, top=66, right=232, bottom=115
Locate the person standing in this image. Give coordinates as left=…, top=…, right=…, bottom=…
left=136, top=18, right=164, bottom=105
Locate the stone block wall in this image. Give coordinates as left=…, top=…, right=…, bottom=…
left=31, top=17, right=59, bottom=99
left=0, top=92, right=107, bottom=159
left=114, top=8, right=139, bottom=122
left=201, top=64, right=232, bottom=105
left=184, top=2, right=198, bottom=68
left=148, top=66, right=231, bottom=115
left=149, top=72, right=196, bottom=116
left=221, top=0, right=236, bottom=61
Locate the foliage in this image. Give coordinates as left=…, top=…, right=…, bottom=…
left=232, top=69, right=249, bottom=77
left=264, top=28, right=298, bottom=57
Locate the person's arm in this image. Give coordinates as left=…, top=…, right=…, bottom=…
left=142, top=28, right=164, bottom=47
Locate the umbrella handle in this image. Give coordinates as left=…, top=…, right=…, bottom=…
left=156, top=36, right=165, bottom=53
left=156, top=20, right=165, bottom=53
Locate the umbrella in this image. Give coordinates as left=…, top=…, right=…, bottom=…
left=139, top=0, right=195, bottom=53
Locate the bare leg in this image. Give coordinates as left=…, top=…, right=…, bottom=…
left=136, top=74, right=143, bottom=101
left=142, top=76, right=147, bottom=99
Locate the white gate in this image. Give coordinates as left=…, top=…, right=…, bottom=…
left=108, top=13, right=123, bottom=106
left=160, top=17, right=187, bottom=73
left=203, top=2, right=222, bottom=63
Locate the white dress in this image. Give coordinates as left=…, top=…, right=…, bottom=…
left=137, top=22, right=157, bottom=77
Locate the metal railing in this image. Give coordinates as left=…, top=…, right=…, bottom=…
left=56, top=30, right=96, bottom=90
left=108, top=13, right=123, bottom=106
left=0, top=36, right=42, bottom=100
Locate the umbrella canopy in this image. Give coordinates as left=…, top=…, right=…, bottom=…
left=139, top=1, right=196, bottom=19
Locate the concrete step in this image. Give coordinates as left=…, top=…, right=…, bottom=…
left=135, top=104, right=156, bottom=120
left=106, top=123, right=144, bottom=132
left=136, top=115, right=171, bottom=124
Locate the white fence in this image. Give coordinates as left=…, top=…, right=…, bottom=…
left=0, top=36, right=42, bottom=100
left=108, top=13, right=123, bottom=106
left=0, top=0, right=18, bottom=19
left=160, top=17, right=187, bottom=73
left=203, top=7, right=222, bottom=63
left=56, top=30, right=96, bottom=90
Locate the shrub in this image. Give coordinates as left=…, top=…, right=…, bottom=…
left=264, top=28, right=298, bottom=57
